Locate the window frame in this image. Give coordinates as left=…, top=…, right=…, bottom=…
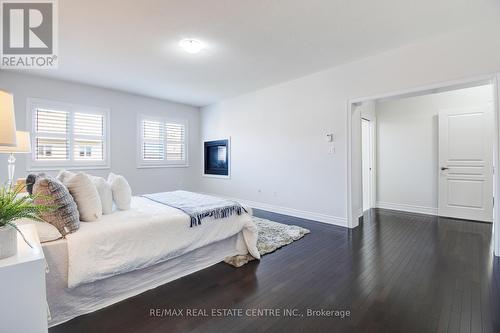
left=137, top=114, right=189, bottom=169
left=26, top=98, right=111, bottom=171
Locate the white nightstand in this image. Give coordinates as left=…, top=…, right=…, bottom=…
left=0, top=224, right=48, bottom=333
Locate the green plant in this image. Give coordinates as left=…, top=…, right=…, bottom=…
left=0, top=184, right=54, bottom=247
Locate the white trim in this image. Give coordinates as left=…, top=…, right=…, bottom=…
left=348, top=74, right=494, bottom=104
left=494, top=74, right=500, bottom=256
left=202, top=193, right=347, bottom=227
left=136, top=114, right=189, bottom=168
left=346, top=73, right=500, bottom=260
left=136, top=165, right=189, bottom=169
left=25, top=98, right=111, bottom=171
left=376, top=201, right=438, bottom=216
left=237, top=198, right=347, bottom=227
left=202, top=137, right=231, bottom=179
left=27, top=166, right=111, bottom=172
left=370, top=118, right=377, bottom=209
left=202, top=174, right=231, bottom=179
left=346, top=100, right=354, bottom=228
left=361, top=117, right=377, bottom=210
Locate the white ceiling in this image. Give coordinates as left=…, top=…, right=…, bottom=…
left=10, top=0, right=500, bottom=107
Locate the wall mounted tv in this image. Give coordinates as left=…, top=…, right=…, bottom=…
left=204, top=139, right=229, bottom=176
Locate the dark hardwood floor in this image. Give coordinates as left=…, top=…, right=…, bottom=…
left=50, top=209, right=500, bottom=333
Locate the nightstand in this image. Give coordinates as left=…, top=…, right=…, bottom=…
left=0, top=224, right=47, bottom=333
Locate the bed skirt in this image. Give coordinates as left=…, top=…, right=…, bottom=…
left=43, top=232, right=249, bottom=327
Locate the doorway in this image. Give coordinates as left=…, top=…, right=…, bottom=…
left=347, top=74, right=500, bottom=256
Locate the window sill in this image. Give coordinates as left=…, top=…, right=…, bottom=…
left=137, top=164, right=190, bottom=169
left=27, top=165, right=111, bottom=172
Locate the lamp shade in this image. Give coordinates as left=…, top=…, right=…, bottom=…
left=0, top=131, right=31, bottom=153
left=0, top=90, right=17, bottom=147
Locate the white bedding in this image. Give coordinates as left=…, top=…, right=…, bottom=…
left=45, top=232, right=250, bottom=326
left=66, top=196, right=260, bottom=288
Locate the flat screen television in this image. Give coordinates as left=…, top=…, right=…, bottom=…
left=204, top=139, right=229, bottom=176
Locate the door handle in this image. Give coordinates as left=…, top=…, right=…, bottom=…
left=441, top=167, right=449, bottom=171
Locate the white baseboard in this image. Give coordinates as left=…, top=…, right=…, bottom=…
left=376, top=201, right=438, bottom=216
left=202, top=193, right=347, bottom=227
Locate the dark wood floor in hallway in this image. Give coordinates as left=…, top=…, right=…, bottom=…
left=50, top=209, right=500, bottom=333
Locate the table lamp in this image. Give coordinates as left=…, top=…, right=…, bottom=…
left=0, top=90, right=17, bottom=147
left=0, top=131, right=31, bottom=188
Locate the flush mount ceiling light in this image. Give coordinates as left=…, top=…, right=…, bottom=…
left=179, top=39, right=205, bottom=54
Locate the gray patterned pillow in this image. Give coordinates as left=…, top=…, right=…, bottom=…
left=32, top=175, right=80, bottom=236
left=26, top=173, right=43, bottom=195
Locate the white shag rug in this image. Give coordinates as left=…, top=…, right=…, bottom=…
left=225, top=216, right=310, bottom=267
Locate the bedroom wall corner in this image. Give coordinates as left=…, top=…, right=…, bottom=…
left=0, top=71, right=202, bottom=195
left=197, top=22, right=500, bottom=223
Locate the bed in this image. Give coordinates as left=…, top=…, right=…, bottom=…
left=39, top=196, right=259, bottom=327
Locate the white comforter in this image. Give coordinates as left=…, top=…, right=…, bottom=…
left=65, top=196, right=260, bottom=288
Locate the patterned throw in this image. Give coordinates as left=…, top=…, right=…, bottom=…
left=142, top=191, right=247, bottom=227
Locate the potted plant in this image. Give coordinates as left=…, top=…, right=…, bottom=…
left=0, top=184, right=52, bottom=259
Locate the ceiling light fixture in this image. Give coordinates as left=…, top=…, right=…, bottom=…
left=179, top=39, right=204, bottom=54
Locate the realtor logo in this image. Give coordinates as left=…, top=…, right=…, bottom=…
left=1, top=0, right=58, bottom=68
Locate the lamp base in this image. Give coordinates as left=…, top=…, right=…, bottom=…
left=7, top=153, right=15, bottom=189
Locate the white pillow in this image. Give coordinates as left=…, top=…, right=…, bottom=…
left=56, top=169, right=75, bottom=183
left=15, top=219, right=62, bottom=243
left=108, top=173, right=132, bottom=210
left=91, top=176, right=113, bottom=215
left=58, top=171, right=102, bottom=222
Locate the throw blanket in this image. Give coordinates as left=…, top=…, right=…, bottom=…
left=142, top=191, right=247, bottom=227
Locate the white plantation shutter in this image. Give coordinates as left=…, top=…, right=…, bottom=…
left=142, top=120, right=165, bottom=161
left=166, top=123, right=185, bottom=162
left=74, top=113, right=104, bottom=161
left=29, top=99, right=109, bottom=168
left=34, top=109, right=69, bottom=160
left=140, top=117, right=187, bottom=166
left=74, top=113, right=103, bottom=136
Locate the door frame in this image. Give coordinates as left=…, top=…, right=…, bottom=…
left=361, top=117, right=376, bottom=212
left=345, top=73, right=500, bottom=257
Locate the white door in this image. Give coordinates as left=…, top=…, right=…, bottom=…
left=438, top=105, right=493, bottom=222
left=362, top=119, right=372, bottom=212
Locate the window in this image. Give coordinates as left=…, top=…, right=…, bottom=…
left=138, top=116, right=187, bottom=167
left=28, top=99, right=109, bottom=169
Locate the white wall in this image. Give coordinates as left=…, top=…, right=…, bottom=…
left=375, top=85, right=493, bottom=214
left=199, top=22, right=500, bottom=227
left=360, top=101, right=376, bottom=121
left=0, top=72, right=201, bottom=195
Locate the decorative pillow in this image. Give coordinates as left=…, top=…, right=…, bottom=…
left=91, top=176, right=113, bottom=215
left=56, top=169, right=75, bottom=183
left=108, top=173, right=132, bottom=210
left=32, top=175, right=80, bottom=236
left=26, top=173, right=44, bottom=195
left=58, top=171, right=102, bottom=222
left=15, top=218, right=63, bottom=243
